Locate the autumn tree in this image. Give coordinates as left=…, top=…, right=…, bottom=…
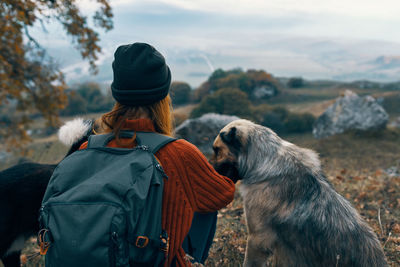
left=0, top=0, right=113, bottom=150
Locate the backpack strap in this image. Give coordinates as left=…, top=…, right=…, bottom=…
left=136, top=132, right=176, bottom=154
left=87, top=133, right=115, bottom=148
left=87, top=131, right=176, bottom=154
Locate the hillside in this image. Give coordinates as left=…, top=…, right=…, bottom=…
left=1, top=76, right=399, bottom=266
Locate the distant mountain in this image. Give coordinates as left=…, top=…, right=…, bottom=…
left=370, top=56, right=400, bottom=70
left=55, top=38, right=400, bottom=88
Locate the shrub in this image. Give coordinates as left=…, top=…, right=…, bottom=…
left=287, top=77, right=304, bottom=88
left=76, top=83, right=114, bottom=112
left=60, top=91, right=87, bottom=116
left=190, top=88, right=253, bottom=118
left=170, top=82, right=192, bottom=106
left=252, top=105, right=315, bottom=134
left=253, top=105, right=288, bottom=134
left=283, top=113, right=315, bottom=133
left=192, top=68, right=281, bottom=103
left=382, top=94, right=400, bottom=115
left=192, top=82, right=211, bottom=103
left=60, top=83, right=114, bottom=116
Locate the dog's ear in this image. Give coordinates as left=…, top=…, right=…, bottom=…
left=220, top=127, right=241, bottom=151
left=220, top=127, right=236, bottom=143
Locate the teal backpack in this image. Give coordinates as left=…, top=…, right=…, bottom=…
left=39, top=132, right=176, bottom=267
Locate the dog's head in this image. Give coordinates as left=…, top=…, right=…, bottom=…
left=211, top=120, right=252, bottom=183
left=212, top=119, right=322, bottom=184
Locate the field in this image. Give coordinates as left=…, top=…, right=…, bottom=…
left=1, top=83, right=400, bottom=266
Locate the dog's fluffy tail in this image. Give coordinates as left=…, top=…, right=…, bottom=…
left=58, top=118, right=92, bottom=146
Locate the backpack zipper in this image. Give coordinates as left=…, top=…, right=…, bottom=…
left=111, top=232, right=119, bottom=267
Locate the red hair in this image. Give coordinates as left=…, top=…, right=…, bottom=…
left=95, top=95, right=174, bottom=146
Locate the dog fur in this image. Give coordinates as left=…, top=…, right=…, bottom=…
left=212, top=119, right=388, bottom=267
left=0, top=118, right=93, bottom=267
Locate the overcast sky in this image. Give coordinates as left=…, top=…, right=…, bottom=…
left=33, top=0, right=400, bottom=86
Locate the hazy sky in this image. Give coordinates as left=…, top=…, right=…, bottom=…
left=33, top=0, right=400, bottom=86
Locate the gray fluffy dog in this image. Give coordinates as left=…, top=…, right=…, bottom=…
left=211, top=119, right=387, bottom=267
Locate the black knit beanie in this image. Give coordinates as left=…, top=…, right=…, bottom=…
left=111, top=43, right=171, bottom=106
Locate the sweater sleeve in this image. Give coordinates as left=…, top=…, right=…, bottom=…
left=174, top=139, right=235, bottom=213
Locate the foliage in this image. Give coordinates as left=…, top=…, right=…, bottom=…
left=60, top=90, right=87, bottom=116
left=284, top=113, right=315, bottom=133
left=193, top=68, right=281, bottom=102
left=382, top=93, right=400, bottom=116
left=170, top=81, right=192, bottom=106
left=287, top=77, right=305, bottom=88
left=76, top=82, right=114, bottom=112
left=191, top=85, right=315, bottom=134
left=190, top=88, right=253, bottom=119
left=0, top=0, right=113, bottom=150
left=252, top=105, right=315, bottom=134
left=252, top=105, right=288, bottom=133
left=60, top=83, right=114, bottom=116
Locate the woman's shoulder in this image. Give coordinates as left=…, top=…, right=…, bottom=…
left=163, top=138, right=210, bottom=163
left=167, top=138, right=202, bottom=153
left=78, top=137, right=203, bottom=157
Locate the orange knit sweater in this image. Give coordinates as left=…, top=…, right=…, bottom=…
left=79, top=118, right=235, bottom=266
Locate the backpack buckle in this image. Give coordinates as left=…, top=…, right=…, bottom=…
left=37, top=229, right=52, bottom=255
left=135, top=236, right=149, bottom=248
left=160, top=231, right=169, bottom=253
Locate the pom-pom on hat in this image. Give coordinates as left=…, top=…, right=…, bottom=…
left=111, top=42, right=171, bottom=106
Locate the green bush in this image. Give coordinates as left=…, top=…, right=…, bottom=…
left=283, top=113, right=315, bottom=133
left=251, top=105, right=315, bottom=134
left=287, top=77, right=304, bottom=88
left=60, top=91, right=88, bottom=116
left=382, top=94, right=400, bottom=115
left=190, top=88, right=253, bottom=119
left=60, top=83, right=114, bottom=116
left=192, top=68, right=281, bottom=103
left=170, top=81, right=192, bottom=106
left=252, top=105, right=287, bottom=134
left=76, top=83, right=114, bottom=112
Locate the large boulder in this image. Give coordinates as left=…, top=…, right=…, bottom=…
left=175, top=113, right=240, bottom=156
left=313, top=90, right=389, bottom=138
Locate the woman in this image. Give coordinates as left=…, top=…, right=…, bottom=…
left=79, top=43, right=236, bottom=266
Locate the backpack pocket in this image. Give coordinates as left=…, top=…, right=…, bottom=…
left=39, top=202, right=129, bottom=267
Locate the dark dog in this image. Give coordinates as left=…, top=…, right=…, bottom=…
left=0, top=118, right=93, bottom=267
left=212, top=119, right=388, bottom=267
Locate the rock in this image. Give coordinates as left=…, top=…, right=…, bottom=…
left=313, top=90, right=389, bottom=138
left=175, top=113, right=240, bottom=156
left=384, top=166, right=400, bottom=177
left=252, top=85, right=276, bottom=99
left=389, top=117, right=400, bottom=128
